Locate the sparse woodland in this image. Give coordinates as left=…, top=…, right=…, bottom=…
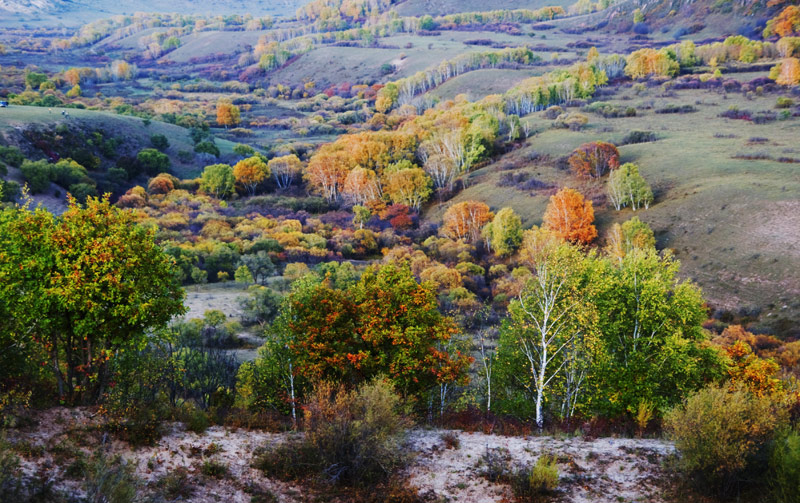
left=1, top=0, right=800, bottom=501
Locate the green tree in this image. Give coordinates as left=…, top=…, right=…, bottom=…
left=497, top=243, right=599, bottom=427
left=482, top=207, right=523, bottom=257
left=235, top=265, right=254, bottom=284
left=607, top=163, right=653, bottom=211
left=137, top=148, right=171, bottom=176
left=592, top=249, right=724, bottom=417
left=352, top=205, right=371, bottom=230
left=200, top=163, right=235, bottom=199
left=20, top=160, right=52, bottom=193
left=0, top=196, right=185, bottom=404
left=150, top=134, right=170, bottom=151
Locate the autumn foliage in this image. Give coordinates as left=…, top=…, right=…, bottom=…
left=764, top=6, right=800, bottom=38
left=567, top=141, right=620, bottom=178
left=233, top=156, right=270, bottom=196
left=216, top=100, right=241, bottom=128
left=625, top=48, right=680, bottom=79
left=542, top=188, right=597, bottom=244
left=442, top=201, right=494, bottom=242
left=770, top=57, right=800, bottom=86
left=276, top=263, right=471, bottom=398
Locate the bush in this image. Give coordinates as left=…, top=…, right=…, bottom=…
left=441, top=431, right=460, bottom=449
left=620, top=130, right=657, bottom=145
left=84, top=454, right=140, bottom=503
left=771, top=431, right=800, bottom=503
left=157, top=467, right=194, bottom=500
left=256, top=379, right=410, bottom=487
left=150, top=134, right=170, bottom=151
left=511, top=454, right=559, bottom=502
left=201, top=459, right=228, bottom=479
left=0, top=146, right=24, bottom=168
left=664, top=384, right=789, bottom=496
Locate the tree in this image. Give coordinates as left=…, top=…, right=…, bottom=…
left=20, top=160, right=52, bottom=193
left=150, top=134, right=170, bottom=151
left=216, top=100, right=241, bottom=129
left=66, top=85, right=81, bottom=98
left=235, top=265, right=255, bottom=284
left=498, top=243, right=597, bottom=427
left=568, top=141, right=620, bottom=178
left=442, top=201, right=494, bottom=242
left=770, top=57, right=800, bottom=86
left=137, top=148, right=171, bottom=176
left=625, top=48, right=679, bottom=79
left=542, top=188, right=597, bottom=245
left=764, top=6, right=800, bottom=38
left=482, top=207, right=523, bottom=256
left=352, top=205, right=371, bottom=230
left=607, top=163, right=653, bottom=211
left=305, top=149, right=351, bottom=203
left=604, top=217, right=655, bottom=262
left=342, top=167, right=381, bottom=205
left=383, top=167, right=432, bottom=211
left=200, top=163, right=235, bottom=199
left=239, top=251, right=275, bottom=285
left=233, top=156, right=270, bottom=196
left=592, top=248, right=723, bottom=417
left=268, top=154, right=303, bottom=189
left=0, top=196, right=185, bottom=404
left=268, top=263, right=471, bottom=401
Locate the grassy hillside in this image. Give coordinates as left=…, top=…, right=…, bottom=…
left=391, top=0, right=575, bottom=17
left=0, top=0, right=307, bottom=27
left=0, top=105, right=237, bottom=178
left=423, top=82, right=800, bottom=332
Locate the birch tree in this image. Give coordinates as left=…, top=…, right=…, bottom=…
left=499, top=243, right=594, bottom=428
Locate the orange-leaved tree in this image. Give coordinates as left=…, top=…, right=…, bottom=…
left=770, top=57, right=800, bottom=86
left=305, top=148, right=352, bottom=202
left=216, top=100, right=241, bottom=129
left=442, top=201, right=494, bottom=242
left=268, top=263, right=472, bottom=400
left=764, top=5, right=800, bottom=38
left=568, top=141, right=620, bottom=178
left=543, top=187, right=597, bottom=244
left=233, top=156, right=270, bottom=196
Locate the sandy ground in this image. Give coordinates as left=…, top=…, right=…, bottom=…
left=409, top=429, right=674, bottom=503
left=6, top=408, right=675, bottom=502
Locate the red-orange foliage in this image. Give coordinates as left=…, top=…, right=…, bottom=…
left=568, top=141, right=620, bottom=178
left=147, top=174, right=175, bottom=195
left=281, top=263, right=471, bottom=398
left=542, top=188, right=597, bottom=244
left=724, top=340, right=782, bottom=397
left=216, top=101, right=241, bottom=128
left=441, top=201, right=494, bottom=242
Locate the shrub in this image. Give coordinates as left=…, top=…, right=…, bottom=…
left=84, top=454, right=139, bottom=503
left=441, top=431, right=460, bottom=449
left=511, top=454, right=559, bottom=502
left=771, top=431, right=800, bottom=503
left=256, top=379, right=411, bottom=487
left=157, top=467, right=194, bottom=500
left=0, top=146, right=24, bottom=168
left=776, top=97, right=795, bottom=108
left=201, top=459, right=228, bottom=479
left=478, top=447, right=512, bottom=482
left=664, top=384, right=789, bottom=496
left=620, top=130, right=657, bottom=145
